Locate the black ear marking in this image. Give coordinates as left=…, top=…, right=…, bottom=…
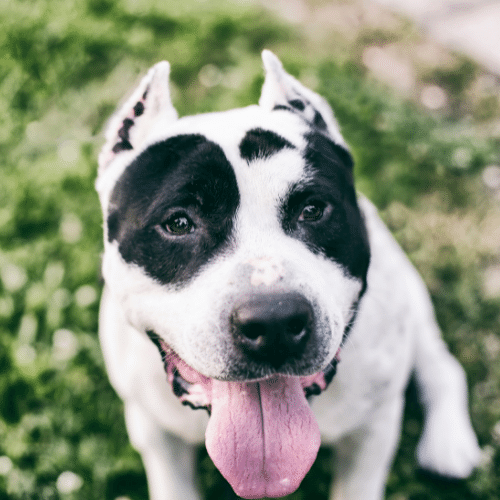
left=118, top=118, right=134, bottom=140
left=273, top=97, right=328, bottom=134
left=289, top=99, right=305, bottom=111
left=112, top=139, right=133, bottom=153
left=133, top=101, right=144, bottom=117
left=110, top=94, right=147, bottom=153
left=98, top=61, right=177, bottom=173
left=313, top=110, right=327, bottom=130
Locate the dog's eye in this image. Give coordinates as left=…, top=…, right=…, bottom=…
left=163, top=213, right=195, bottom=236
left=298, top=202, right=325, bottom=222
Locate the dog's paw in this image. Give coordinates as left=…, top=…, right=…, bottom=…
left=416, top=405, right=481, bottom=478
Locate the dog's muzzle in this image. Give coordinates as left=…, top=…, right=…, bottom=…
left=145, top=293, right=340, bottom=498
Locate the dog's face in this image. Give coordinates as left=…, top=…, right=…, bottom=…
left=97, top=51, right=370, bottom=498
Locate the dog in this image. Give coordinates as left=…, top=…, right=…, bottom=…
left=95, top=51, right=481, bottom=500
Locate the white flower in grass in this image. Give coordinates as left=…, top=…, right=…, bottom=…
left=0, top=456, right=12, bottom=475
left=56, top=471, right=83, bottom=494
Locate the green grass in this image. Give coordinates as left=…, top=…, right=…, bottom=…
left=1, top=0, right=499, bottom=499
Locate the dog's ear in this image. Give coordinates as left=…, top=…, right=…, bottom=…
left=259, top=50, right=345, bottom=146
left=98, top=61, right=177, bottom=173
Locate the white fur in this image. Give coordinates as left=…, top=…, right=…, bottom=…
left=97, top=52, right=480, bottom=500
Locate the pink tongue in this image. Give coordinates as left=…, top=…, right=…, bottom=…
left=205, top=376, right=321, bottom=499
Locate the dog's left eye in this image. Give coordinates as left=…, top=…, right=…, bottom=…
left=298, top=202, right=326, bottom=222
left=162, top=213, right=195, bottom=236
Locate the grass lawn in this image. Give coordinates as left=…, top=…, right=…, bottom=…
left=1, top=0, right=499, bottom=499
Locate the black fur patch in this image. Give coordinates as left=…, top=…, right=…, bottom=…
left=281, top=131, right=370, bottom=285
left=313, top=110, right=327, bottom=130
left=239, top=128, right=295, bottom=162
left=289, top=99, right=305, bottom=111
left=118, top=118, right=134, bottom=140
left=112, top=140, right=133, bottom=153
left=108, top=134, right=240, bottom=286
left=133, top=101, right=144, bottom=117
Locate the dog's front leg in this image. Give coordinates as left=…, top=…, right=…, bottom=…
left=124, top=401, right=201, bottom=500
left=330, top=396, right=404, bottom=500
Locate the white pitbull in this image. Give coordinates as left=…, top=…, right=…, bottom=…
left=95, top=51, right=480, bottom=500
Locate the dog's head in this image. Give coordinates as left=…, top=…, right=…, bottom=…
left=97, top=51, right=370, bottom=498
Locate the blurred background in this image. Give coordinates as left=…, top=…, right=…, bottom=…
left=1, top=0, right=499, bottom=498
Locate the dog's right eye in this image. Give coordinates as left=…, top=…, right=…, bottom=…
left=162, top=213, right=195, bottom=236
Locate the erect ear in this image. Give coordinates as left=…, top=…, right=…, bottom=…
left=259, top=50, right=346, bottom=146
left=98, top=61, right=177, bottom=174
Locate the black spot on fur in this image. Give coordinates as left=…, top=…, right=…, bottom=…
left=289, top=99, right=305, bottom=111
left=239, top=128, right=295, bottom=163
left=112, top=140, right=133, bottom=153
left=107, top=211, right=120, bottom=242
left=118, top=118, right=134, bottom=140
left=313, top=110, right=327, bottom=130
left=281, top=131, right=369, bottom=285
left=108, top=134, right=240, bottom=286
left=133, top=101, right=144, bottom=117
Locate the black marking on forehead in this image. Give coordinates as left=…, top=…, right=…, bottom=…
left=239, top=128, right=295, bottom=163
left=281, top=131, right=370, bottom=286
left=108, top=134, right=240, bottom=286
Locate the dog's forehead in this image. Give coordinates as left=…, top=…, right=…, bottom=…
left=163, top=104, right=309, bottom=162
left=135, top=104, right=314, bottom=201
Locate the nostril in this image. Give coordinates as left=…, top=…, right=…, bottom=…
left=286, top=314, right=308, bottom=337
left=240, top=323, right=265, bottom=342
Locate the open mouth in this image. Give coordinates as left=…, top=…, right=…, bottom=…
left=147, top=331, right=340, bottom=414
left=147, top=330, right=340, bottom=499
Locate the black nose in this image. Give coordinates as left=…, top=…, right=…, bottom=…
left=231, top=293, right=314, bottom=368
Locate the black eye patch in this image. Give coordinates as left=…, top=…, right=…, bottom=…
left=239, top=128, right=295, bottom=163
left=107, top=134, right=240, bottom=286
left=281, top=131, right=370, bottom=285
